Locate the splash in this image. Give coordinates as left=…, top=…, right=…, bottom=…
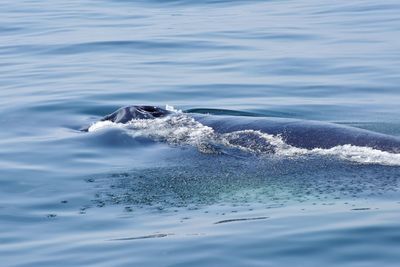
left=221, top=130, right=400, bottom=165
left=310, top=145, right=400, bottom=166
left=88, top=111, right=400, bottom=166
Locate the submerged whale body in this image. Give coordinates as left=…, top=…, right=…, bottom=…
left=85, top=105, right=400, bottom=153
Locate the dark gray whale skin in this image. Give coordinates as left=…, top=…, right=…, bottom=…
left=85, top=105, right=400, bottom=153
left=192, top=113, right=400, bottom=152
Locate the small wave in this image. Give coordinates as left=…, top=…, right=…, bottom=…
left=88, top=110, right=400, bottom=166
left=109, top=233, right=173, bottom=241
left=214, top=216, right=268, bottom=225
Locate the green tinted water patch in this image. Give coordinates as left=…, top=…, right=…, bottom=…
left=84, top=155, right=400, bottom=213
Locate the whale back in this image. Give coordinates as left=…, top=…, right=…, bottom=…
left=191, top=113, right=400, bottom=153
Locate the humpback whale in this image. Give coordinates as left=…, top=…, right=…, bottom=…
left=83, top=105, right=400, bottom=154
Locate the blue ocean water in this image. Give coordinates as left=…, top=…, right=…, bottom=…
left=1, top=0, right=400, bottom=266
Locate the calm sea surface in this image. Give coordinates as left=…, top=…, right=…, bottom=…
left=1, top=1, right=400, bottom=266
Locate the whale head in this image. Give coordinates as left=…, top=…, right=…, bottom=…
left=81, top=105, right=171, bottom=131
left=102, top=105, right=171, bottom=123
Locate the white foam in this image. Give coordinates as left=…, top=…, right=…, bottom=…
left=310, top=145, right=400, bottom=166
left=126, top=113, right=215, bottom=150
left=87, top=111, right=400, bottom=166
left=165, top=104, right=181, bottom=113
left=87, top=120, right=125, bottom=132
left=221, top=130, right=304, bottom=155
left=222, top=130, right=400, bottom=165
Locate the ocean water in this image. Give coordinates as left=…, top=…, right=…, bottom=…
left=1, top=0, right=400, bottom=266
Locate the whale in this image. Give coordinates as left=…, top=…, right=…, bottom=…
left=83, top=105, right=400, bottom=153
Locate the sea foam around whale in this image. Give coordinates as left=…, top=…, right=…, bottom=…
left=88, top=107, right=400, bottom=166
